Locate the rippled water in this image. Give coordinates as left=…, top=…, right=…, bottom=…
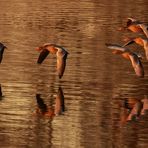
left=0, top=0, right=148, bottom=148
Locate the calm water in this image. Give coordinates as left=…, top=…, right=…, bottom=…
left=0, top=0, right=148, bottom=148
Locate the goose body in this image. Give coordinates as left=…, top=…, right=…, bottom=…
left=36, top=43, right=68, bottom=79
left=106, top=43, right=144, bottom=77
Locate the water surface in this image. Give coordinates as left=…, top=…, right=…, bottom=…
left=0, top=0, right=148, bottom=148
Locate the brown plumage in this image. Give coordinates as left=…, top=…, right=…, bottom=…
left=138, top=24, right=148, bottom=38
left=105, top=43, right=144, bottom=77
left=36, top=43, right=68, bottom=79
left=126, top=18, right=143, bottom=33
left=123, top=37, right=148, bottom=60
left=119, top=18, right=148, bottom=38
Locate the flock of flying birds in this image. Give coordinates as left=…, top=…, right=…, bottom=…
left=0, top=17, right=148, bottom=79
left=106, top=18, right=148, bottom=78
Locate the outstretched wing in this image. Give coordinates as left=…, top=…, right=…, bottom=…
left=0, top=48, right=4, bottom=63
left=105, top=43, right=128, bottom=52
left=56, top=52, right=68, bottom=79
left=0, top=43, right=6, bottom=63
left=144, top=47, right=148, bottom=60
left=129, top=53, right=144, bottom=77
left=139, top=24, right=148, bottom=38
left=37, top=49, right=49, bottom=64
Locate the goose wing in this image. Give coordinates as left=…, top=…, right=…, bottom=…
left=139, top=24, right=148, bottom=38
left=56, top=51, right=68, bottom=79
left=0, top=43, right=6, bottom=63
left=37, top=49, right=49, bottom=64
left=105, top=43, right=128, bottom=52
left=144, top=46, right=148, bottom=60
left=0, top=48, right=4, bottom=63
left=129, top=53, right=144, bottom=77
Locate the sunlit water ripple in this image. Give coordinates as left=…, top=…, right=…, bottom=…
left=0, top=0, right=148, bottom=148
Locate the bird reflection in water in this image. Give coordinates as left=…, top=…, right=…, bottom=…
left=35, top=87, right=65, bottom=118
left=36, top=43, right=69, bottom=79
left=121, top=96, right=148, bottom=124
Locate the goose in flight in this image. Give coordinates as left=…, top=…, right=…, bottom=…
left=126, top=18, right=143, bottom=33
left=126, top=18, right=148, bottom=38
left=36, top=43, right=68, bottom=79
left=119, top=18, right=148, bottom=38
left=105, top=43, right=144, bottom=77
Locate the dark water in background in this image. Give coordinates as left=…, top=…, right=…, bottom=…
left=0, top=0, right=148, bottom=148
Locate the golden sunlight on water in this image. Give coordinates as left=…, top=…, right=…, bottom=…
left=0, top=0, right=148, bottom=148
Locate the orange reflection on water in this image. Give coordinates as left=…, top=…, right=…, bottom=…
left=121, top=96, right=148, bottom=124
left=34, top=87, right=65, bottom=119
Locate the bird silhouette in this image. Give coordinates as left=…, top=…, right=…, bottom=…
left=36, top=43, right=68, bottom=79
